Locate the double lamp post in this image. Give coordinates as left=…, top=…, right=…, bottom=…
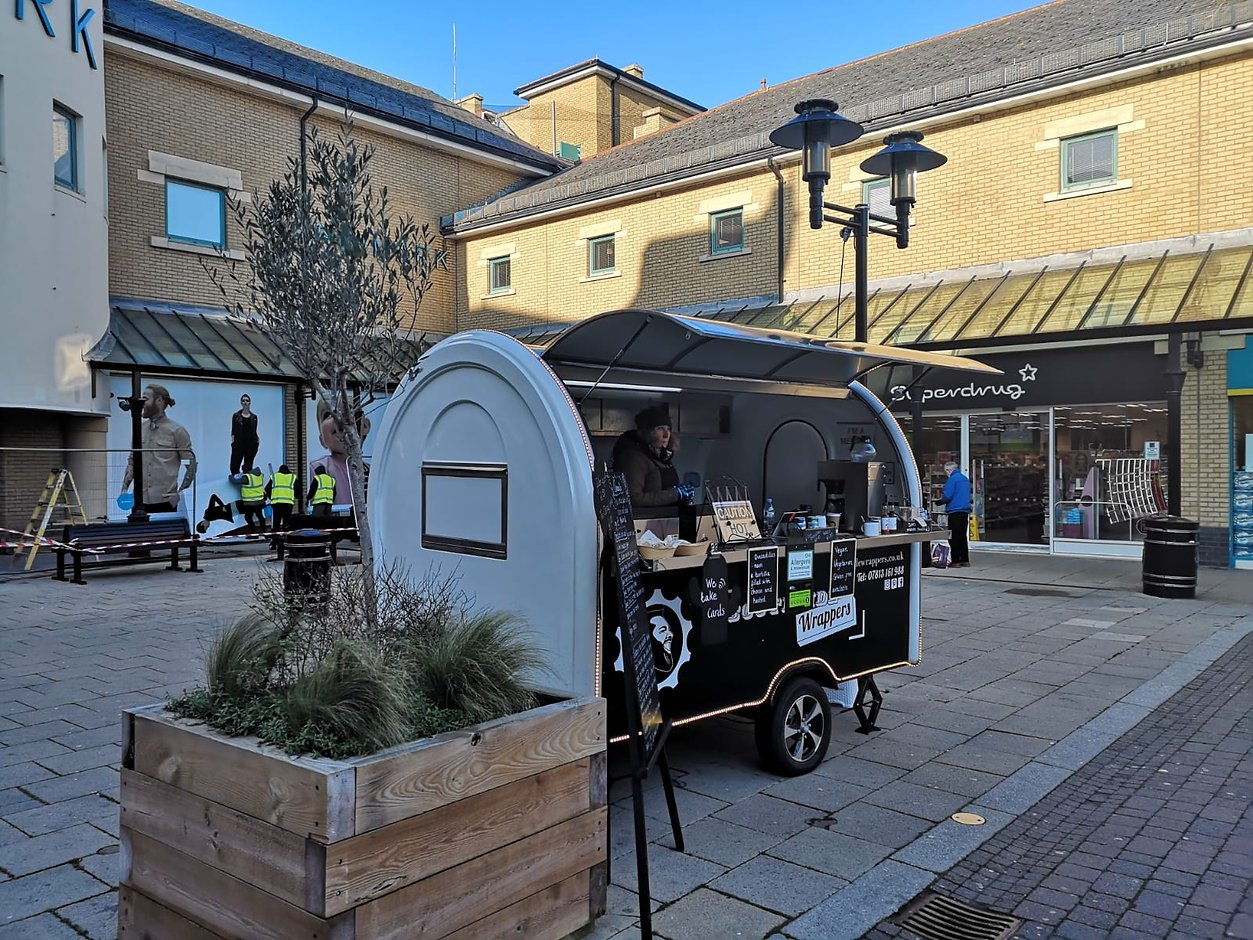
left=769, top=99, right=946, bottom=345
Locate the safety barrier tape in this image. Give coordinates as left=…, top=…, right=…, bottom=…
left=2, top=525, right=358, bottom=555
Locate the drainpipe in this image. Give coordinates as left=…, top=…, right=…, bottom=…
left=609, top=74, right=621, bottom=148
left=768, top=157, right=785, bottom=303
left=299, top=97, right=319, bottom=191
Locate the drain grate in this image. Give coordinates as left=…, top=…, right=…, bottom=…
left=1005, top=586, right=1077, bottom=598
left=894, top=891, right=1020, bottom=940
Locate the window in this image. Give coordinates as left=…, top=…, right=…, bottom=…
left=53, top=104, right=78, bottom=191
left=710, top=209, right=744, bottom=254
left=863, top=178, right=891, bottom=218
left=558, top=141, right=582, bottom=161
left=588, top=234, right=616, bottom=276
left=166, top=179, right=226, bottom=248
left=488, top=256, right=512, bottom=293
left=1062, top=130, right=1117, bottom=191
left=421, top=463, right=508, bottom=559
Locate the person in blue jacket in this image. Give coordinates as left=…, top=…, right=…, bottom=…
left=941, top=461, right=972, bottom=567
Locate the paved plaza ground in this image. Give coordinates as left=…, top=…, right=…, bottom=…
left=0, top=548, right=1249, bottom=939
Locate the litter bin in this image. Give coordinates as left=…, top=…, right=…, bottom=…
left=284, top=529, right=332, bottom=601
left=1142, top=516, right=1198, bottom=599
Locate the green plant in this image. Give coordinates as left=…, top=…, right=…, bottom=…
left=281, top=639, right=412, bottom=756
left=169, top=564, right=546, bottom=759
left=413, top=611, right=544, bottom=723
left=205, top=613, right=283, bottom=699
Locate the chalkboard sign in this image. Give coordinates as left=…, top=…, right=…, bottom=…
left=747, top=546, right=779, bottom=614
left=694, top=553, right=733, bottom=634
left=594, top=471, right=664, bottom=766
left=829, top=537, right=857, bottom=597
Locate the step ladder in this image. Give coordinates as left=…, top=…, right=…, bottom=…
left=22, top=469, right=88, bottom=570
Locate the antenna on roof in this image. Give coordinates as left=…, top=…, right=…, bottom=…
left=452, top=23, right=457, bottom=102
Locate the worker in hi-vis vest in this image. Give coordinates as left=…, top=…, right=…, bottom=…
left=308, top=464, right=336, bottom=517
left=266, top=464, right=297, bottom=547
left=240, top=466, right=267, bottom=533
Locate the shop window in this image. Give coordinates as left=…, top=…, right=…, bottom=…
left=166, top=179, right=227, bottom=249
left=488, top=256, right=512, bottom=294
left=710, top=208, right=744, bottom=254
left=589, top=234, right=616, bottom=276
left=53, top=104, right=79, bottom=191
left=1061, top=130, right=1117, bottom=191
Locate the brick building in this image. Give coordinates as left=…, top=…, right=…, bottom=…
left=2, top=0, right=562, bottom=535
left=489, top=59, right=704, bottom=161
left=445, top=0, right=1253, bottom=567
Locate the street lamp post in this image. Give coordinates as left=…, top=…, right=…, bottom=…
left=769, top=99, right=947, bottom=343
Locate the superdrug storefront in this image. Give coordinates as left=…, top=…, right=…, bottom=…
left=871, top=342, right=1171, bottom=559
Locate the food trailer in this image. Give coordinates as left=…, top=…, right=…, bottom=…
left=371, top=309, right=996, bottom=774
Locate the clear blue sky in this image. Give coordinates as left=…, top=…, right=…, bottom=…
left=186, top=0, right=1047, bottom=110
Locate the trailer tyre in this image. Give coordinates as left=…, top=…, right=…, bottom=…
left=756, top=676, right=831, bottom=775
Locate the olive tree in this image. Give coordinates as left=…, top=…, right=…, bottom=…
left=213, top=123, right=446, bottom=577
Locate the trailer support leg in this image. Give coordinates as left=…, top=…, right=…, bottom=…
left=853, top=675, right=882, bottom=734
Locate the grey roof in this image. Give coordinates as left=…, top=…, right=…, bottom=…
left=103, top=0, right=565, bottom=173
left=90, top=298, right=440, bottom=383
left=448, top=0, right=1250, bottom=232
left=513, top=58, right=705, bottom=113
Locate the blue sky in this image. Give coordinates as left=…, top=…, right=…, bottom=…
left=186, top=0, right=1047, bottom=111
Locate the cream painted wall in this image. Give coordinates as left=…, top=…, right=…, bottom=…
left=0, top=2, right=109, bottom=415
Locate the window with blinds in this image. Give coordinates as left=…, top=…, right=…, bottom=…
left=1062, top=130, right=1117, bottom=191
left=588, top=234, right=616, bottom=276
left=488, top=256, right=512, bottom=293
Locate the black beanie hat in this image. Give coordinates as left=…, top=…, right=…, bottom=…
left=634, top=404, right=671, bottom=430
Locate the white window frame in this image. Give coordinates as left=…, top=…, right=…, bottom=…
left=1060, top=129, right=1118, bottom=193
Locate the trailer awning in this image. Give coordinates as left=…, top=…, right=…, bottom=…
left=540, top=309, right=998, bottom=386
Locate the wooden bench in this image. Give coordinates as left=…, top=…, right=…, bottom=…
left=55, top=519, right=201, bottom=585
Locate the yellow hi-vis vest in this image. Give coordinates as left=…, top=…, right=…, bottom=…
left=313, top=473, right=336, bottom=505
left=241, top=472, right=266, bottom=503
left=269, top=471, right=295, bottom=505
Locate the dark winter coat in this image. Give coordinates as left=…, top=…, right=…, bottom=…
left=612, top=431, right=681, bottom=508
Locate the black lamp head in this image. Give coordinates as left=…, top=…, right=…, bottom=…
left=860, top=130, right=947, bottom=205
left=769, top=99, right=864, bottom=184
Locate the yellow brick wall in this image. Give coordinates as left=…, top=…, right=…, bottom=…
left=506, top=78, right=602, bottom=158
left=456, top=168, right=779, bottom=332
left=615, top=83, right=689, bottom=140
left=456, top=51, right=1252, bottom=326
left=106, top=51, right=525, bottom=334
left=1180, top=354, right=1229, bottom=527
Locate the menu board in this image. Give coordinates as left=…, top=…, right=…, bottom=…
left=747, top=546, right=779, bottom=614
left=829, top=537, right=857, bottom=597
left=594, top=471, right=663, bottom=766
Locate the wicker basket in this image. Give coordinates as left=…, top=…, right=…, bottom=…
left=673, top=540, right=711, bottom=557
left=637, top=542, right=676, bottom=561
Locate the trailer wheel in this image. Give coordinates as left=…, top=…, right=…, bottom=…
left=755, top=676, right=831, bottom=775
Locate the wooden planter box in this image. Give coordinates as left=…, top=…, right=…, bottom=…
left=118, top=697, right=607, bottom=940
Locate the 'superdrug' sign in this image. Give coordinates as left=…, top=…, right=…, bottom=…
left=14, top=0, right=99, bottom=70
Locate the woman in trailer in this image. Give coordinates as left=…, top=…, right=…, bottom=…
left=611, top=404, right=693, bottom=508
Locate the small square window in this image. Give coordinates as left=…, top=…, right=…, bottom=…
left=1062, top=130, right=1117, bottom=191
left=488, top=256, right=512, bottom=293
left=589, top=234, right=616, bottom=276
left=862, top=178, right=891, bottom=218
left=53, top=104, right=78, bottom=191
left=166, top=179, right=226, bottom=248
left=710, top=209, right=744, bottom=254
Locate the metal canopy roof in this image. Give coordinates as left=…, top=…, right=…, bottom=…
left=540, top=309, right=998, bottom=386
left=703, top=245, right=1253, bottom=349
left=90, top=301, right=439, bottom=384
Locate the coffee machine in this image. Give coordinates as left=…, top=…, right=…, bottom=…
left=818, top=460, right=886, bottom=532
